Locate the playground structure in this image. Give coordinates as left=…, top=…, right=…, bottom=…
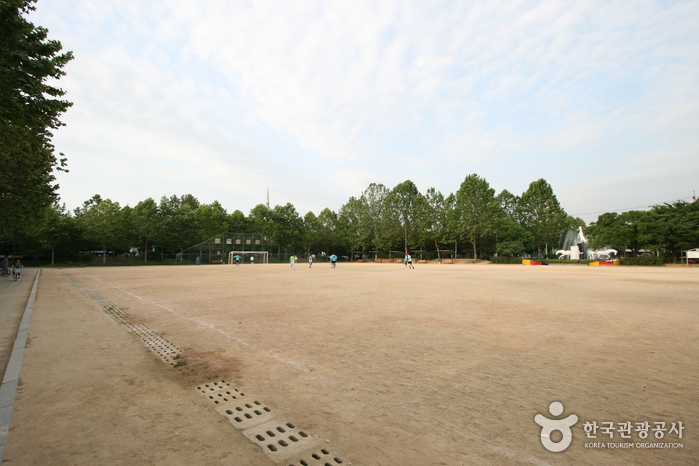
left=177, top=233, right=293, bottom=265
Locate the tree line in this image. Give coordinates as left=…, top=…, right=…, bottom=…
left=586, top=200, right=699, bottom=263
left=0, top=176, right=577, bottom=263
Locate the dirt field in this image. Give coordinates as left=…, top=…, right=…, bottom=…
left=3, top=262, right=698, bottom=465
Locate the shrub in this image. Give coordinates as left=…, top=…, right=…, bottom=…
left=621, top=256, right=665, bottom=266
left=489, top=256, right=523, bottom=264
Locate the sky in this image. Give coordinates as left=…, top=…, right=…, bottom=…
left=29, top=0, right=699, bottom=224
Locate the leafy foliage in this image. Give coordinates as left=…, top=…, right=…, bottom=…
left=0, top=0, right=73, bottom=238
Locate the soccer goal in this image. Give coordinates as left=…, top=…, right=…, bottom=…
left=229, top=251, right=268, bottom=264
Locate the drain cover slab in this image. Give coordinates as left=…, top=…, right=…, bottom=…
left=285, top=448, right=345, bottom=465
left=243, top=419, right=319, bottom=463
left=195, top=381, right=248, bottom=405
left=218, top=399, right=275, bottom=429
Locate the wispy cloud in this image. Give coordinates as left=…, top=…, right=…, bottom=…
left=31, top=0, right=699, bottom=220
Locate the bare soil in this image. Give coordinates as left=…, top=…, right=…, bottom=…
left=3, top=262, right=698, bottom=465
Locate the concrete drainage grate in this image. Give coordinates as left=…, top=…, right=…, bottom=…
left=243, top=419, right=320, bottom=463
left=220, top=399, right=275, bottom=429
left=195, top=380, right=236, bottom=396
left=66, top=274, right=182, bottom=364
left=195, top=381, right=276, bottom=428
left=124, top=323, right=182, bottom=364
left=67, top=276, right=128, bottom=323
left=194, top=382, right=348, bottom=464
left=286, top=448, right=345, bottom=466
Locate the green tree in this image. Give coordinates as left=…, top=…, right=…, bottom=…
left=520, top=179, right=567, bottom=257
left=0, top=0, right=73, bottom=239
left=587, top=210, right=652, bottom=257
left=422, top=187, right=447, bottom=255
left=132, top=198, right=159, bottom=263
left=302, top=211, right=321, bottom=255
left=453, top=174, right=500, bottom=261
left=387, top=180, right=426, bottom=253
left=493, top=189, right=531, bottom=257
left=75, top=195, right=122, bottom=264
left=39, top=202, right=77, bottom=264
left=195, top=201, right=228, bottom=239
left=647, top=200, right=699, bottom=262
left=157, top=194, right=200, bottom=259
left=228, top=209, right=247, bottom=233
left=361, top=183, right=393, bottom=252
left=338, top=196, right=371, bottom=255
left=248, top=204, right=273, bottom=238
left=317, top=208, right=341, bottom=255
left=271, top=203, right=304, bottom=251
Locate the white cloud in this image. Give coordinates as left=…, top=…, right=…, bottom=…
left=27, top=0, right=699, bottom=219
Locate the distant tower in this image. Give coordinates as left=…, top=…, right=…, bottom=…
left=266, top=186, right=270, bottom=209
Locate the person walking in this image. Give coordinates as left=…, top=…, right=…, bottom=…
left=308, top=254, right=313, bottom=268
left=290, top=255, right=296, bottom=270
left=406, top=253, right=414, bottom=269
left=330, top=254, right=337, bottom=269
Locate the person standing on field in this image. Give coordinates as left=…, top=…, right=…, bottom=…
left=407, top=253, right=414, bottom=269
left=330, top=254, right=337, bottom=268
left=290, top=255, right=296, bottom=270
left=308, top=255, right=313, bottom=268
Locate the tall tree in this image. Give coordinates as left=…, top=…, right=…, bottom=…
left=39, top=202, right=77, bottom=264
left=0, top=0, right=73, bottom=239
left=302, top=211, right=321, bottom=255
left=271, top=203, right=304, bottom=251
left=75, top=195, right=122, bottom=264
left=317, top=208, right=340, bottom=255
left=422, top=187, right=447, bottom=253
left=228, top=210, right=247, bottom=233
left=338, top=196, right=371, bottom=255
left=157, top=194, right=200, bottom=258
left=454, top=174, right=500, bottom=261
left=387, top=180, right=426, bottom=253
left=520, top=179, right=567, bottom=257
left=587, top=210, right=650, bottom=257
left=494, top=189, right=530, bottom=256
left=195, top=201, right=229, bottom=239
left=133, top=198, right=159, bottom=263
left=647, top=200, right=699, bottom=262
left=361, top=183, right=393, bottom=252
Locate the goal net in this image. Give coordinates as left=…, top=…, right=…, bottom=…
left=229, top=251, right=268, bottom=264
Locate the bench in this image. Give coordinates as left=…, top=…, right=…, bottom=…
left=212, top=260, right=223, bottom=264
left=417, top=260, right=426, bottom=263
left=442, top=259, right=453, bottom=264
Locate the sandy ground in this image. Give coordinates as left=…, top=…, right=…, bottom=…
left=1, top=262, right=697, bottom=465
